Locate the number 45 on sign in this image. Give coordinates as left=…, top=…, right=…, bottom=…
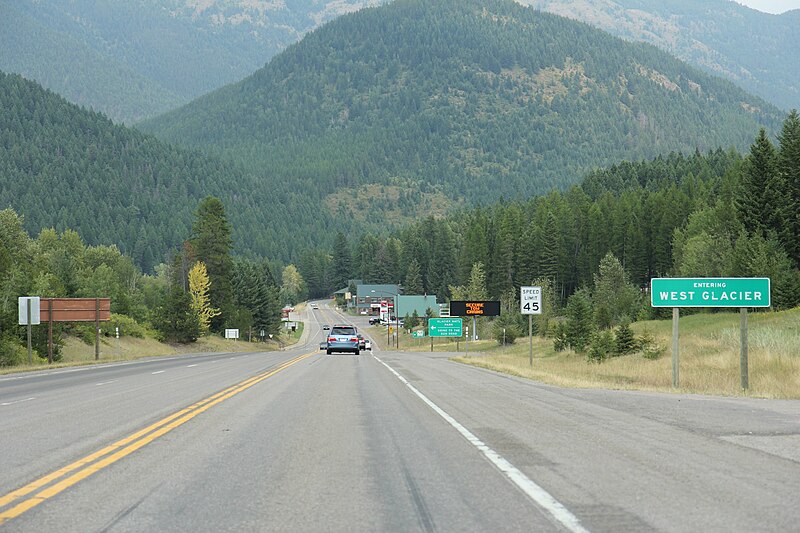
left=520, top=286, right=542, bottom=315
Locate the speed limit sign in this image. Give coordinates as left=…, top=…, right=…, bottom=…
left=520, top=286, right=542, bottom=315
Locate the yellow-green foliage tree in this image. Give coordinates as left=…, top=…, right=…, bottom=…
left=189, top=261, right=220, bottom=334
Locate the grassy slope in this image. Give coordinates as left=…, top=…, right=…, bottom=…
left=433, top=308, right=799, bottom=399
left=0, top=334, right=292, bottom=375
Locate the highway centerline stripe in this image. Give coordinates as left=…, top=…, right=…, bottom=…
left=151, top=370, right=165, bottom=375
left=0, top=351, right=314, bottom=525
left=372, top=355, right=590, bottom=533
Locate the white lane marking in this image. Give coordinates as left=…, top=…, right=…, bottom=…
left=373, top=355, right=589, bottom=533
left=95, top=380, right=117, bottom=386
left=211, top=361, right=219, bottom=364
left=1, top=397, right=36, bottom=406
left=151, top=371, right=165, bottom=375
left=186, top=364, right=197, bottom=368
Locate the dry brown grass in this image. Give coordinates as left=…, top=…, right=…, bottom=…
left=450, top=308, right=800, bottom=399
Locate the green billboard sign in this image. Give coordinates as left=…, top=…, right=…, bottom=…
left=650, top=278, right=771, bottom=308
left=428, top=317, right=463, bottom=337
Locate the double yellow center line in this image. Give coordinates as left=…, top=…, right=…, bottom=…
left=0, top=351, right=314, bottom=525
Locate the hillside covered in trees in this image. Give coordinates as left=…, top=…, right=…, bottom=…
left=299, top=112, right=800, bottom=320
left=521, top=0, right=800, bottom=112
left=0, top=71, right=309, bottom=272
left=0, top=0, right=384, bottom=123
left=141, top=0, right=783, bottom=211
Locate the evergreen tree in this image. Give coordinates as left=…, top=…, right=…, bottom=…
left=735, top=128, right=777, bottom=237
left=565, top=290, right=593, bottom=353
left=614, top=320, right=636, bottom=356
left=191, top=196, right=234, bottom=332
left=776, top=110, right=800, bottom=267
left=538, top=211, right=560, bottom=293
left=404, top=258, right=423, bottom=295
left=154, top=254, right=200, bottom=343
left=592, top=252, right=641, bottom=329
left=332, top=232, right=352, bottom=290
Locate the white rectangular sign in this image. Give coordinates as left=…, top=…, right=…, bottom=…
left=520, top=286, right=542, bottom=315
left=224, top=328, right=239, bottom=339
left=18, top=297, right=41, bottom=325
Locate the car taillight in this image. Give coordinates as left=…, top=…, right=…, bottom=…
left=328, top=337, right=335, bottom=342
left=350, top=337, right=358, bottom=342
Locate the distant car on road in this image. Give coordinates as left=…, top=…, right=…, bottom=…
left=322, top=324, right=330, bottom=330
left=357, top=334, right=366, bottom=349
left=368, top=317, right=381, bottom=325
left=310, top=303, right=319, bottom=309
left=364, top=340, right=372, bottom=351
left=326, top=324, right=360, bottom=355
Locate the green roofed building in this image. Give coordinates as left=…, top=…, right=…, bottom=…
left=397, top=295, right=439, bottom=318
left=355, top=284, right=402, bottom=314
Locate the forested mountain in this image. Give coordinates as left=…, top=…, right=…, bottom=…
left=0, top=71, right=290, bottom=272
left=302, top=111, right=800, bottom=315
left=6, top=0, right=796, bottom=123
left=1, top=0, right=382, bottom=123
left=520, top=0, right=800, bottom=111
left=141, top=0, right=783, bottom=218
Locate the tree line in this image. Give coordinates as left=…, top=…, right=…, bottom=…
left=0, top=196, right=283, bottom=366
left=299, top=112, right=800, bottom=355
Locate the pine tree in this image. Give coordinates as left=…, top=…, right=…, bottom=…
left=332, top=232, right=352, bottom=290
left=776, top=110, right=800, bottom=267
left=735, top=128, right=777, bottom=237
left=538, top=211, right=560, bottom=293
left=565, top=290, right=593, bottom=353
left=614, top=320, right=636, bottom=356
left=404, top=258, right=423, bottom=294
left=592, top=252, right=641, bottom=329
left=191, top=196, right=234, bottom=332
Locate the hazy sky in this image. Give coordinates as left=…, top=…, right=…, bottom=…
left=734, top=0, right=800, bottom=13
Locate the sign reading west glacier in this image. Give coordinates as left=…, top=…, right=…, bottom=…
left=651, top=278, right=771, bottom=308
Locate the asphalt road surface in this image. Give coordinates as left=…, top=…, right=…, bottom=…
left=1, top=302, right=798, bottom=532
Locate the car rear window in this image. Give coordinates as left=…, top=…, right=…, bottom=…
left=331, top=327, right=356, bottom=336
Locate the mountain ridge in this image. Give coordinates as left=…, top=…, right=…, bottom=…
left=140, top=0, right=783, bottom=206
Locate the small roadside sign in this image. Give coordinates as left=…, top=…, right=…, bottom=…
left=520, top=286, right=542, bottom=315
left=429, top=317, right=462, bottom=337
left=412, top=330, right=425, bottom=338
left=18, top=297, right=41, bottom=325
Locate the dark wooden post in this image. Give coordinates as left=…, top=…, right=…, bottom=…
left=95, top=298, right=100, bottom=360
left=48, top=298, right=53, bottom=364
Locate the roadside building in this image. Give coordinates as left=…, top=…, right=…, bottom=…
left=355, top=284, right=402, bottom=316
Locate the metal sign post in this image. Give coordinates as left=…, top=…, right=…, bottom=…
left=672, top=308, right=680, bottom=388
left=521, top=287, right=542, bottom=367
left=18, top=297, right=41, bottom=365
left=740, top=308, right=748, bottom=390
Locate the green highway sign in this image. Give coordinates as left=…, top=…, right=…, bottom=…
left=651, top=278, right=771, bottom=308
left=428, top=317, right=463, bottom=337
left=412, top=330, right=425, bottom=338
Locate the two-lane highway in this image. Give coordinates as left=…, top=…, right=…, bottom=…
left=1, top=301, right=799, bottom=531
